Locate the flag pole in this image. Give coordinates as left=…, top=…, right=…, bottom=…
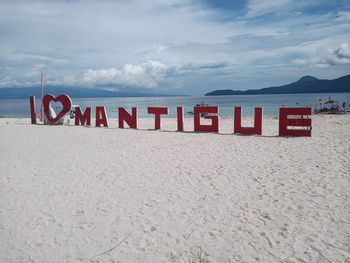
left=41, top=72, right=44, bottom=123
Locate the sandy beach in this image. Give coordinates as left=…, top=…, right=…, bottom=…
left=0, top=115, right=349, bottom=263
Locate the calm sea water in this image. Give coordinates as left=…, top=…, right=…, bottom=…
left=1, top=93, right=349, bottom=118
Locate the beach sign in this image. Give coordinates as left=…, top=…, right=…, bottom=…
left=42, top=94, right=72, bottom=124
left=30, top=94, right=312, bottom=137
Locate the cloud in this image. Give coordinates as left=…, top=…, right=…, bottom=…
left=334, top=43, right=350, bottom=59
left=0, top=0, right=349, bottom=94
left=293, top=43, right=350, bottom=68
left=0, top=77, right=22, bottom=88
left=326, top=43, right=350, bottom=65
left=0, top=46, right=68, bottom=64
left=82, top=61, right=170, bottom=88
left=180, top=61, right=230, bottom=71
left=245, top=0, right=293, bottom=18
left=334, top=11, right=350, bottom=22
left=245, top=0, right=350, bottom=18
left=81, top=60, right=232, bottom=88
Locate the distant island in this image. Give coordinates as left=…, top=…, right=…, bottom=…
left=0, top=86, right=181, bottom=100
left=205, top=74, right=350, bottom=96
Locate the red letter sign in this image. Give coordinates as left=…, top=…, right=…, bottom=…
left=30, top=96, right=36, bottom=124
left=75, top=107, right=91, bottom=126
left=96, top=106, right=109, bottom=127
left=279, top=108, right=312, bottom=137
left=234, top=107, right=262, bottom=135
left=177, top=106, right=184, bottom=131
left=148, top=107, right=168, bottom=130
left=42, top=94, right=72, bottom=124
left=194, top=106, right=219, bottom=133
left=118, top=107, right=137, bottom=129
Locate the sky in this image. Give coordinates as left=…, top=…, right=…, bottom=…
left=0, top=0, right=349, bottom=95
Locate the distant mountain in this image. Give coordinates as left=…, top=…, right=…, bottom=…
left=0, top=86, right=179, bottom=99
left=205, top=74, right=350, bottom=96
left=295, top=75, right=319, bottom=83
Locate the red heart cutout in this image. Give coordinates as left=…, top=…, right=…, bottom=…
left=42, top=94, right=72, bottom=124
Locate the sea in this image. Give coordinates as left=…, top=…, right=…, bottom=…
left=0, top=93, right=349, bottom=118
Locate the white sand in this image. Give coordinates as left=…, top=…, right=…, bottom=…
left=0, top=115, right=349, bottom=263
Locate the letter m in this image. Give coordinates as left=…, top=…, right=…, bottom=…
left=75, top=107, right=91, bottom=126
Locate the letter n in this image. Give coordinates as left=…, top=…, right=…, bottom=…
left=118, top=107, right=137, bottom=129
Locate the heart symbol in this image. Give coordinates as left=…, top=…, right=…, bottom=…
left=42, top=94, right=72, bottom=124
